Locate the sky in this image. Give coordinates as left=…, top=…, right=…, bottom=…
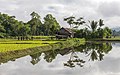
left=0, top=0, right=120, bottom=28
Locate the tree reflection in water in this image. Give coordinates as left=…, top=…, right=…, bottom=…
left=30, top=52, right=42, bottom=65
left=29, top=42, right=112, bottom=68
left=63, top=42, right=112, bottom=68
left=64, top=49, right=85, bottom=68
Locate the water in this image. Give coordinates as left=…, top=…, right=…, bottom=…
left=0, top=42, right=120, bottom=75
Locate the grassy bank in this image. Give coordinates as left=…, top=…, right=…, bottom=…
left=0, top=38, right=85, bottom=64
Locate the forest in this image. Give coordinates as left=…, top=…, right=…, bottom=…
left=0, top=12, right=60, bottom=38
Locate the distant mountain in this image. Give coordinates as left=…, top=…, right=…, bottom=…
left=111, top=27, right=120, bottom=31
left=111, top=27, right=120, bottom=36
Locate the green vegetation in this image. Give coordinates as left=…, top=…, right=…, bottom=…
left=0, top=12, right=60, bottom=38
left=0, top=11, right=115, bottom=54
left=64, top=16, right=85, bottom=28
left=0, top=12, right=113, bottom=40
left=64, top=42, right=112, bottom=68
left=32, top=36, right=56, bottom=40
left=0, top=40, right=111, bottom=66
left=0, top=39, right=61, bottom=52
left=72, top=19, right=112, bottom=39
left=0, top=38, right=85, bottom=64
left=0, top=44, right=46, bottom=52
left=0, top=38, right=84, bottom=53
left=64, top=16, right=112, bottom=39
left=0, top=10, right=117, bottom=68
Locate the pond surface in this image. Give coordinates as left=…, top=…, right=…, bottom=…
left=0, top=41, right=120, bottom=75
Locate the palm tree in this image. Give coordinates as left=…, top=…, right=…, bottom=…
left=90, top=20, right=98, bottom=32
left=64, top=16, right=86, bottom=29
left=64, top=16, right=75, bottom=28
left=99, top=19, right=104, bottom=28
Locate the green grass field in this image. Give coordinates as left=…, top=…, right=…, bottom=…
left=0, top=39, right=61, bottom=52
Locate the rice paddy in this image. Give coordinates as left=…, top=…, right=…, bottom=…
left=0, top=39, right=61, bottom=52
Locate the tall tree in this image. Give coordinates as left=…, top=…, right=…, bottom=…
left=103, top=27, right=112, bottom=38
left=99, top=19, right=104, bottom=28
left=43, top=14, right=60, bottom=35
left=64, top=16, right=75, bottom=28
left=18, top=23, right=30, bottom=36
left=27, top=11, right=42, bottom=35
left=64, top=16, right=85, bottom=29
left=89, top=20, right=98, bottom=32
left=0, top=24, right=6, bottom=33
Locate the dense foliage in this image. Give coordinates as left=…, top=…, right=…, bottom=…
left=0, top=12, right=112, bottom=39
left=0, top=12, right=60, bottom=38
left=65, top=17, right=112, bottom=39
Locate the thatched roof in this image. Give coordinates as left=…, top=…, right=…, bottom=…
left=60, top=27, right=74, bottom=34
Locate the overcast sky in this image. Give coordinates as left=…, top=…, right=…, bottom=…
left=0, top=0, right=120, bottom=28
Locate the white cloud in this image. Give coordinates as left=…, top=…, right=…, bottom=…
left=0, top=0, right=120, bottom=28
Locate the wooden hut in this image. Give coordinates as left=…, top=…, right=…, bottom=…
left=56, top=27, right=74, bottom=39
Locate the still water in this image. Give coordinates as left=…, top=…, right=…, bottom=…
left=0, top=42, right=120, bottom=75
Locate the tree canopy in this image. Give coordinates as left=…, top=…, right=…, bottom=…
left=0, top=12, right=60, bottom=38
